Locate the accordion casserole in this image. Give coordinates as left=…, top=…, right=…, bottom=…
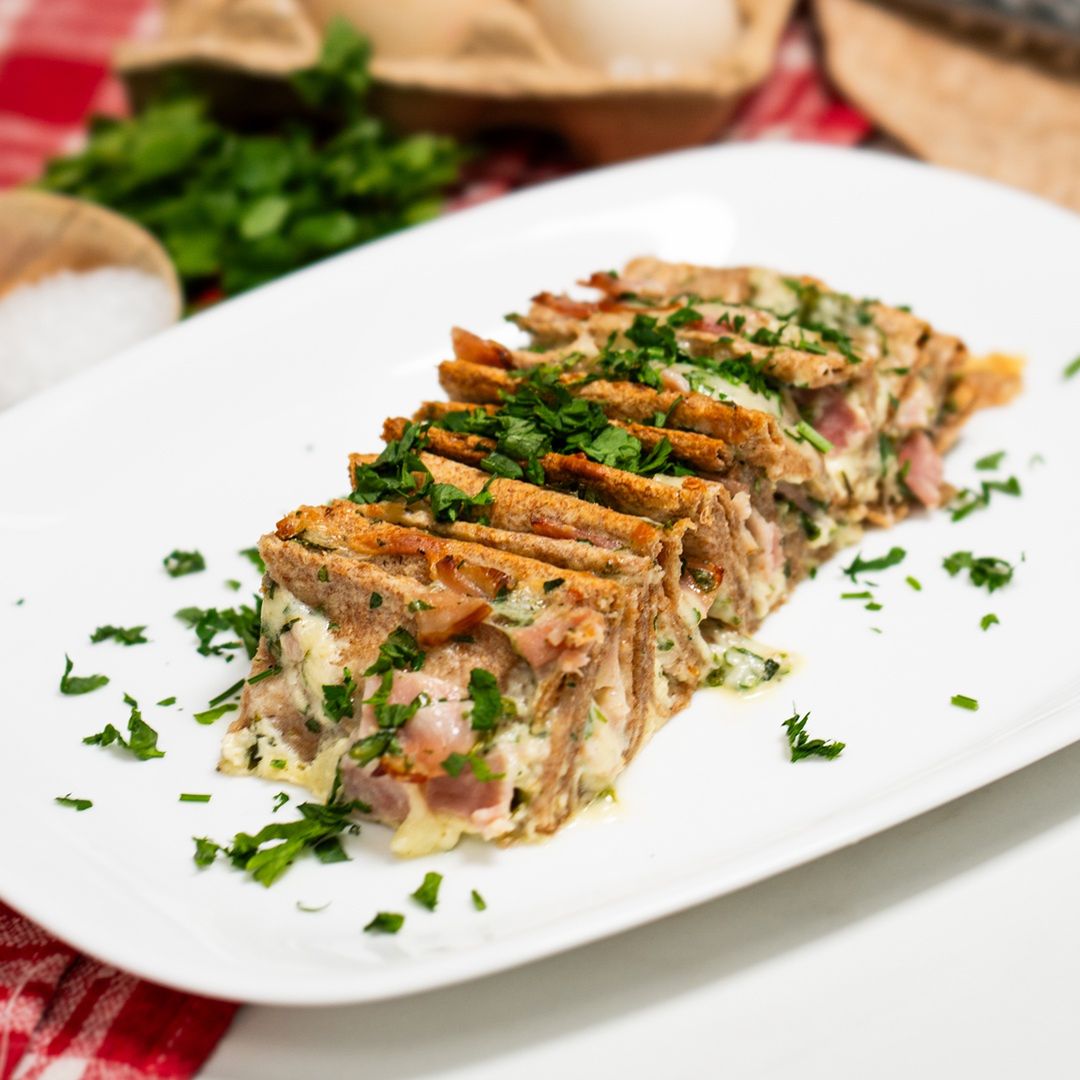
left=220, top=257, right=1019, bottom=856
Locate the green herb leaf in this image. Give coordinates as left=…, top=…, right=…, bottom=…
left=322, top=667, right=358, bottom=723
left=163, top=549, right=206, bottom=577
left=441, top=749, right=506, bottom=781
left=55, top=794, right=92, bottom=811
left=364, top=911, right=404, bottom=934
left=59, top=654, right=109, bottom=695
left=980, top=613, right=1000, bottom=631
left=369, top=592, right=383, bottom=609
left=156, top=696, right=177, bottom=706
left=466, top=668, right=509, bottom=732
left=247, top=665, right=282, bottom=686
left=239, top=547, right=266, bottom=573
left=792, top=420, right=833, bottom=454
left=951, top=694, right=979, bottom=711
left=90, top=624, right=148, bottom=646
left=411, top=871, right=443, bottom=911
left=176, top=600, right=261, bottom=660
left=905, top=576, right=922, bottom=591
left=180, top=793, right=212, bottom=803
left=364, top=627, right=425, bottom=676
left=943, top=551, right=1015, bottom=593
left=1065, top=355, right=1080, bottom=380
left=193, top=836, right=222, bottom=867
left=843, top=547, right=906, bottom=582
left=193, top=703, right=238, bottom=725
left=84, top=695, right=165, bottom=760
left=471, top=889, right=487, bottom=911
left=782, top=709, right=845, bottom=762
left=975, top=451, right=1005, bottom=471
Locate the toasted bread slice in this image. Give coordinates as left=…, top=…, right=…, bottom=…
left=224, top=506, right=644, bottom=854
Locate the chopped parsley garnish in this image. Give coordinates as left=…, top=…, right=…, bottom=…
left=349, top=420, right=434, bottom=507
left=980, top=613, right=1000, bottom=631
left=949, top=476, right=1021, bottom=521
left=975, top=451, right=1005, bottom=471
left=193, top=703, right=238, bottom=725
left=364, top=627, right=425, bottom=676
left=791, top=420, right=833, bottom=454
left=441, top=749, right=505, bottom=781
left=239, top=547, right=266, bottom=573
left=59, top=655, right=109, bottom=695
left=163, top=549, right=206, bottom=577
left=782, top=709, right=845, bottom=762
left=843, top=546, right=906, bottom=582
left=407, top=599, right=433, bottom=612
left=436, top=366, right=683, bottom=481
left=840, top=591, right=873, bottom=600
left=156, top=696, right=177, bottom=706
left=369, top=592, right=383, bottom=609
left=943, top=551, right=1014, bottom=593
left=193, top=800, right=368, bottom=886
left=247, top=665, right=282, bottom=686
left=471, top=889, right=487, bottom=912
left=411, top=871, right=443, bottom=911
left=466, top=668, right=510, bottom=732
left=180, top=793, right=211, bottom=803
left=55, top=794, right=92, bottom=811
left=543, top=578, right=565, bottom=593
left=84, top=694, right=165, bottom=760
left=1065, top=355, right=1080, bottom=380
left=272, top=792, right=290, bottom=813
left=951, top=694, right=979, bottom=711
left=317, top=565, right=330, bottom=582
left=364, top=912, right=404, bottom=934
left=90, top=624, right=148, bottom=646
left=322, top=668, right=358, bottom=722
left=226, top=579, right=242, bottom=591
left=429, top=481, right=494, bottom=523
left=906, top=576, right=922, bottom=592
left=175, top=600, right=261, bottom=660
left=209, top=679, right=245, bottom=706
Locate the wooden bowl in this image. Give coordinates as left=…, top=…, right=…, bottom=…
left=0, top=190, right=183, bottom=316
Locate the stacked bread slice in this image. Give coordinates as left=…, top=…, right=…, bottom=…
left=221, top=257, right=1018, bottom=856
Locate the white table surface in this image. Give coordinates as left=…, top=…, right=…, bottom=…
left=202, top=739, right=1080, bottom=1079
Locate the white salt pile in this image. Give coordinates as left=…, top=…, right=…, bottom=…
left=0, top=267, right=176, bottom=411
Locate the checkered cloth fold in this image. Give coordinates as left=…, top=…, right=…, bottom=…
left=0, top=902, right=236, bottom=1079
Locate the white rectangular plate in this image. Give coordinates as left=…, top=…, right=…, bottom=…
left=2, top=144, right=1078, bottom=1006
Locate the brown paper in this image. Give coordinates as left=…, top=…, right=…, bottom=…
left=816, top=0, right=1080, bottom=212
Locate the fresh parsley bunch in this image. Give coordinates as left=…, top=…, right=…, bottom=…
left=38, top=19, right=465, bottom=301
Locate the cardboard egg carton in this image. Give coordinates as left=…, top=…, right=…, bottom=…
left=117, top=0, right=796, bottom=162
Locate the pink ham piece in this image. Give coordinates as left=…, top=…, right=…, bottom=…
left=360, top=672, right=473, bottom=779
left=425, top=747, right=513, bottom=835
left=510, top=607, right=605, bottom=674
left=810, top=387, right=870, bottom=451
left=338, top=760, right=410, bottom=826
left=898, top=430, right=944, bottom=508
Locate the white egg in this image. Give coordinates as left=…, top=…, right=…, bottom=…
left=527, top=0, right=741, bottom=76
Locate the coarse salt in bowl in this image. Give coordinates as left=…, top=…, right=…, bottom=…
left=0, top=267, right=177, bottom=411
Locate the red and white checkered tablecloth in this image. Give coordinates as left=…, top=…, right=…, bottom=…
left=0, top=3, right=870, bottom=1077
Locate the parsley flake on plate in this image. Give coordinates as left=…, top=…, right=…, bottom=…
left=90, top=624, right=148, bottom=646
left=239, top=547, right=266, bottom=573
left=471, top=889, right=488, bottom=912
left=59, top=654, right=109, bottom=695
left=192, top=703, right=238, bottom=725
left=55, top=795, right=92, bottom=811
left=843, top=546, right=906, bottom=582
left=163, top=549, right=206, bottom=577
left=193, top=800, right=368, bottom=887
left=980, top=613, right=1000, bottom=631
left=175, top=601, right=261, bottom=660
left=84, top=694, right=165, bottom=760
left=364, top=912, right=404, bottom=934
left=180, top=793, right=211, bottom=803
left=943, top=551, right=1015, bottom=593
left=782, top=709, right=845, bottom=762
left=974, top=451, right=1005, bottom=471
left=411, top=871, right=443, bottom=911
left=951, top=694, right=979, bottom=711
left=1065, top=355, right=1080, bottom=380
